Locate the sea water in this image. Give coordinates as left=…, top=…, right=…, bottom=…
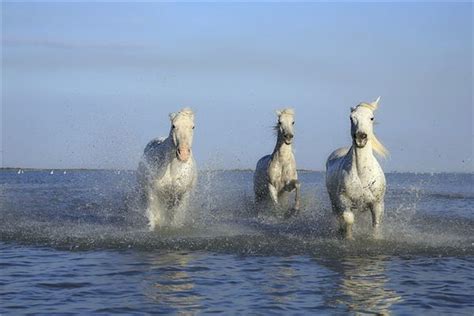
left=0, top=170, right=473, bottom=314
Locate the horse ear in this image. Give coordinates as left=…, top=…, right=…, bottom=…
left=370, top=96, right=381, bottom=110
left=275, top=110, right=282, bottom=117
left=169, top=112, right=177, bottom=121
left=350, top=106, right=356, bottom=112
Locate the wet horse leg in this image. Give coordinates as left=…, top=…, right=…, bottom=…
left=371, top=201, right=384, bottom=239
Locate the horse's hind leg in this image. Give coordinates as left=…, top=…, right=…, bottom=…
left=254, top=187, right=266, bottom=215
left=146, top=197, right=159, bottom=230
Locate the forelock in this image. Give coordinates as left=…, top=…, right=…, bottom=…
left=353, top=104, right=374, bottom=115
left=277, top=108, right=295, bottom=122
left=357, top=102, right=377, bottom=112
left=173, top=108, right=194, bottom=123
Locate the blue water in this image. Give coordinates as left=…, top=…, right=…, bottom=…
left=1, top=170, right=473, bottom=314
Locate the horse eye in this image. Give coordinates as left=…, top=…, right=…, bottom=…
left=292, top=121, right=295, bottom=125
left=371, top=117, right=374, bottom=121
left=192, top=126, right=195, bottom=129
left=172, top=124, right=176, bottom=129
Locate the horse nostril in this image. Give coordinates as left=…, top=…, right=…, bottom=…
left=286, top=134, right=294, bottom=139
left=359, top=133, right=367, bottom=139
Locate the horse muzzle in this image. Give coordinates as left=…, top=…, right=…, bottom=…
left=353, top=132, right=368, bottom=148
left=284, top=134, right=294, bottom=145
left=176, top=146, right=191, bottom=162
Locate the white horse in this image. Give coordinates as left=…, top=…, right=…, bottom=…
left=254, top=109, right=301, bottom=217
left=137, top=108, right=197, bottom=230
left=326, top=97, right=388, bottom=239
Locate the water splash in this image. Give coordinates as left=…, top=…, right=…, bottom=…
left=0, top=170, right=472, bottom=256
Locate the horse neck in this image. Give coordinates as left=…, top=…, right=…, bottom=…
left=350, top=141, right=376, bottom=178
left=163, top=132, right=176, bottom=154
left=272, top=133, right=293, bottom=162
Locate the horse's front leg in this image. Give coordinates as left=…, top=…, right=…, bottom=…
left=146, top=191, right=166, bottom=231
left=172, top=191, right=190, bottom=227
left=370, top=201, right=384, bottom=239
left=268, top=184, right=279, bottom=210
left=283, top=180, right=301, bottom=218
left=293, top=180, right=301, bottom=211
left=336, top=195, right=354, bottom=240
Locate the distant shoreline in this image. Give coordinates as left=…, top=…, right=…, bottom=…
left=1, top=167, right=472, bottom=175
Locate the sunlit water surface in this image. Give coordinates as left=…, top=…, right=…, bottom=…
left=1, top=170, right=473, bottom=314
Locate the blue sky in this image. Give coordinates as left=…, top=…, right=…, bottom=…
left=2, top=2, right=472, bottom=172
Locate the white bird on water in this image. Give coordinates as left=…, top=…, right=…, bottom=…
left=50, top=170, right=54, bottom=175
left=17, top=169, right=22, bottom=174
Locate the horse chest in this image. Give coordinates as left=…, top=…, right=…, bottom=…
left=153, top=159, right=195, bottom=193
left=268, top=160, right=296, bottom=191
left=345, top=171, right=384, bottom=205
